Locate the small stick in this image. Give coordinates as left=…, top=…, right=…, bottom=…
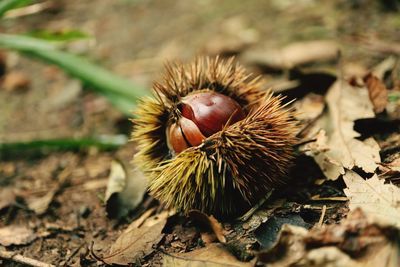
left=317, top=205, right=327, bottom=227
left=237, top=189, right=274, bottom=221
left=0, top=250, right=55, bottom=267
left=62, top=242, right=85, bottom=266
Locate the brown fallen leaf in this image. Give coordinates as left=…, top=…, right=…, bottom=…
left=294, top=93, right=326, bottom=137
left=258, top=209, right=400, bottom=267
left=0, top=187, right=16, bottom=210
left=102, top=219, right=166, bottom=265
left=371, top=56, right=397, bottom=80
left=189, top=210, right=226, bottom=243
left=302, top=80, right=380, bottom=180
left=293, top=93, right=325, bottom=123
left=27, top=189, right=58, bottom=215
left=343, top=170, right=400, bottom=227
left=0, top=225, right=37, bottom=246
left=163, top=243, right=252, bottom=267
left=26, top=172, right=69, bottom=215
left=242, top=40, right=339, bottom=69
left=380, top=157, right=400, bottom=179
left=105, top=160, right=148, bottom=219
left=2, top=71, right=30, bottom=92
left=364, top=73, right=388, bottom=113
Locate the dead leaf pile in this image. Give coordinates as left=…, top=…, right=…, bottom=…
left=258, top=209, right=400, bottom=267
left=302, top=79, right=380, bottom=180
left=343, top=170, right=400, bottom=227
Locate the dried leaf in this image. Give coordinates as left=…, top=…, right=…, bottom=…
left=303, top=80, right=380, bottom=180
left=343, top=170, right=400, bottom=227
left=27, top=189, right=57, bottom=215
left=189, top=210, right=226, bottom=243
left=105, top=160, right=148, bottom=219
left=102, top=220, right=166, bottom=265
left=258, top=209, right=400, bottom=267
left=0, top=225, right=37, bottom=246
left=163, top=243, right=252, bottom=267
left=364, top=73, right=388, bottom=113
left=2, top=71, right=30, bottom=92
left=293, top=93, right=325, bottom=122
left=242, top=40, right=339, bottom=69
left=380, top=157, right=400, bottom=177
left=371, top=56, right=397, bottom=80
left=27, top=174, right=68, bottom=215
left=0, top=187, right=16, bottom=210
left=125, top=209, right=172, bottom=233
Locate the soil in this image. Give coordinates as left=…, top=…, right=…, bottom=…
left=0, top=0, right=399, bottom=266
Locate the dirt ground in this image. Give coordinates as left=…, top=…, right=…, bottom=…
left=1, top=0, right=400, bottom=266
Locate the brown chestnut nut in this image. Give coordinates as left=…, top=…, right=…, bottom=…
left=166, top=91, right=245, bottom=154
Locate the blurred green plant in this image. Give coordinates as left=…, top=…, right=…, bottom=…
left=0, top=135, right=128, bottom=159
left=0, top=0, right=32, bottom=17
left=388, top=91, right=400, bottom=102
left=0, top=4, right=151, bottom=155
left=0, top=33, right=149, bottom=115
left=25, top=29, right=90, bottom=42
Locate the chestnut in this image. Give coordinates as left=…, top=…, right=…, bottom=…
left=166, top=91, right=245, bottom=154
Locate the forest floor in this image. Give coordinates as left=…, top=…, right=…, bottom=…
left=1, top=0, right=400, bottom=266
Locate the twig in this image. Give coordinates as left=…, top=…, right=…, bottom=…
left=317, top=205, right=327, bottom=227
left=89, top=241, right=107, bottom=265
left=62, top=242, right=85, bottom=266
left=0, top=250, right=55, bottom=267
left=237, top=189, right=274, bottom=221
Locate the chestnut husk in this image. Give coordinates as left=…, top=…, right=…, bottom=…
left=132, top=57, right=298, bottom=218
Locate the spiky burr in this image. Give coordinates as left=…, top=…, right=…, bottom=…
left=132, top=57, right=297, bottom=218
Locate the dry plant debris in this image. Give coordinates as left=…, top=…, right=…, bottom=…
left=101, top=220, right=166, bottom=265
left=1, top=2, right=400, bottom=266
left=163, top=243, right=253, bottom=267
left=343, top=170, right=400, bottom=227
left=257, top=209, right=400, bottom=267
left=302, top=78, right=380, bottom=180
left=104, top=159, right=148, bottom=219
left=364, top=73, right=389, bottom=113
left=0, top=225, right=37, bottom=247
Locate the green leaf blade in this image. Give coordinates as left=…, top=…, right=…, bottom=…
left=0, top=33, right=149, bottom=115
